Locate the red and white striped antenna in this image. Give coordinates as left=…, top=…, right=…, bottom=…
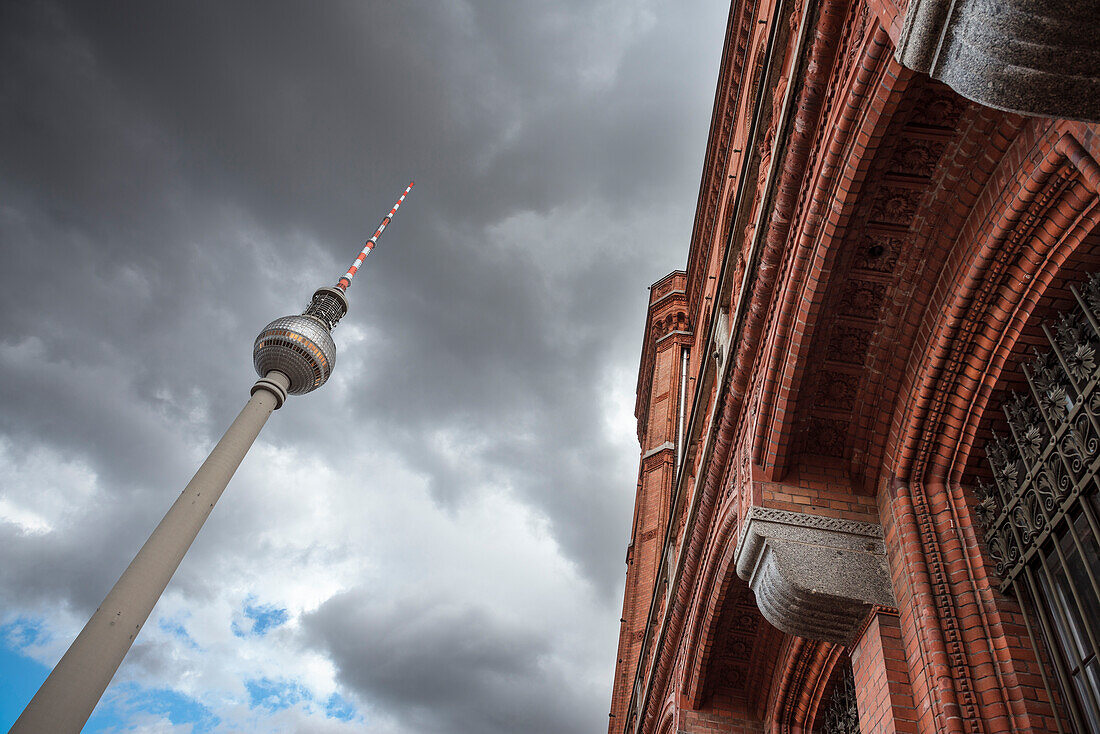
left=337, top=181, right=415, bottom=291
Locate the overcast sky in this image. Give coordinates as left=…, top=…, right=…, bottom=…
left=0, top=2, right=727, bottom=732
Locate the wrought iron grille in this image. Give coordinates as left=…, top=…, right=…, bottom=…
left=976, top=273, right=1100, bottom=734
left=820, top=663, right=859, bottom=734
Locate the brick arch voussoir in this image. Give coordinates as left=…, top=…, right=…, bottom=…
left=679, top=497, right=746, bottom=708
left=634, top=2, right=869, bottom=730
left=885, top=124, right=1100, bottom=734
left=850, top=105, right=1026, bottom=490
left=735, top=0, right=856, bottom=466
left=765, top=637, right=841, bottom=734
left=655, top=694, right=676, bottom=734
left=753, top=25, right=907, bottom=479
left=945, top=182, right=1100, bottom=484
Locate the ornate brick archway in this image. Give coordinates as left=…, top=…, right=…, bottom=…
left=766, top=638, right=843, bottom=733
left=607, top=0, right=1100, bottom=732
left=881, top=130, right=1100, bottom=732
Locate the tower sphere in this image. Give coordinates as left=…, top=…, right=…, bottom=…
left=253, top=314, right=337, bottom=395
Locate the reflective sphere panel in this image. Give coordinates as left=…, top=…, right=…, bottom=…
left=253, top=315, right=337, bottom=394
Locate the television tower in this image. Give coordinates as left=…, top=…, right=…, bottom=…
left=10, top=183, right=414, bottom=734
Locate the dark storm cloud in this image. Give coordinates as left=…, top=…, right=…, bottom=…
left=0, top=0, right=727, bottom=729
left=1, top=0, right=723, bottom=592
left=303, top=589, right=593, bottom=734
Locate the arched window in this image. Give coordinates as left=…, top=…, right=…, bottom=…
left=818, top=662, right=859, bottom=734
left=977, top=273, right=1100, bottom=733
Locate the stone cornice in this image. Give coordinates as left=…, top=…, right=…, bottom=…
left=655, top=330, right=692, bottom=347
left=641, top=443, right=676, bottom=472
left=641, top=442, right=675, bottom=461
left=896, top=0, right=1100, bottom=121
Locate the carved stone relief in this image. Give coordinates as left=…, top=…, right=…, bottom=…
left=815, top=371, right=860, bottom=411
left=906, top=85, right=968, bottom=130
left=705, top=588, right=761, bottom=695
left=802, top=417, right=847, bottom=457
left=890, top=139, right=948, bottom=179
left=852, top=232, right=902, bottom=274
left=837, top=280, right=888, bottom=318
left=868, top=185, right=923, bottom=226
left=825, top=323, right=873, bottom=365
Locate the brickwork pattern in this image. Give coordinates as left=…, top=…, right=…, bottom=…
left=852, top=610, right=918, bottom=734
left=609, top=273, right=690, bottom=731
left=608, top=0, right=1100, bottom=732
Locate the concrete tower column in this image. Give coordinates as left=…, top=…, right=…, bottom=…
left=11, top=182, right=412, bottom=734
left=10, top=371, right=290, bottom=734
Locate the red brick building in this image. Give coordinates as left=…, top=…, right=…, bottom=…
left=608, top=0, right=1100, bottom=732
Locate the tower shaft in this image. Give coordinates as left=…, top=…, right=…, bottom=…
left=11, top=371, right=290, bottom=734
left=13, top=182, right=413, bottom=732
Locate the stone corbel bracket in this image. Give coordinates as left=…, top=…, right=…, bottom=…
left=895, top=0, right=1100, bottom=122
left=734, top=507, right=896, bottom=645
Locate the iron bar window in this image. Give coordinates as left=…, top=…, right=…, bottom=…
left=819, top=662, right=859, bottom=734
left=976, top=273, right=1100, bottom=733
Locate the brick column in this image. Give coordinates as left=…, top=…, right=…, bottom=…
left=679, top=706, right=761, bottom=734
left=851, top=609, right=918, bottom=734
left=608, top=272, right=691, bottom=732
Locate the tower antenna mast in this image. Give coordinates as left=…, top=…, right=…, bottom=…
left=12, top=183, right=415, bottom=734
left=337, top=181, right=414, bottom=291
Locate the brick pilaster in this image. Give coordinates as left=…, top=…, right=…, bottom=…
left=678, top=704, right=761, bottom=734
left=851, top=609, right=918, bottom=734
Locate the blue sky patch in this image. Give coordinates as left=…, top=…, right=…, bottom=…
left=88, top=683, right=221, bottom=733
left=232, top=597, right=290, bottom=638
left=325, top=691, right=357, bottom=721
left=158, top=616, right=200, bottom=650
left=246, top=677, right=310, bottom=712
left=0, top=617, right=51, bottom=650
left=0, top=638, right=218, bottom=734
left=0, top=644, right=50, bottom=731
left=245, top=677, right=361, bottom=722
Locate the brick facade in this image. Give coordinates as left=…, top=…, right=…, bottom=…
left=608, top=0, right=1100, bottom=732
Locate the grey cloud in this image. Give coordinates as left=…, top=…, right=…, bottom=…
left=303, top=589, right=595, bottom=734
left=1, top=0, right=722, bottom=594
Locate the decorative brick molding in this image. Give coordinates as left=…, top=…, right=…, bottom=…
left=766, top=636, right=842, bottom=733
left=608, top=0, right=1100, bottom=727
left=734, top=508, right=895, bottom=644
left=635, top=272, right=688, bottom=443
left=883, top=131, right=1100, bottom=732
left=626, top=1, right=862, bottom=728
